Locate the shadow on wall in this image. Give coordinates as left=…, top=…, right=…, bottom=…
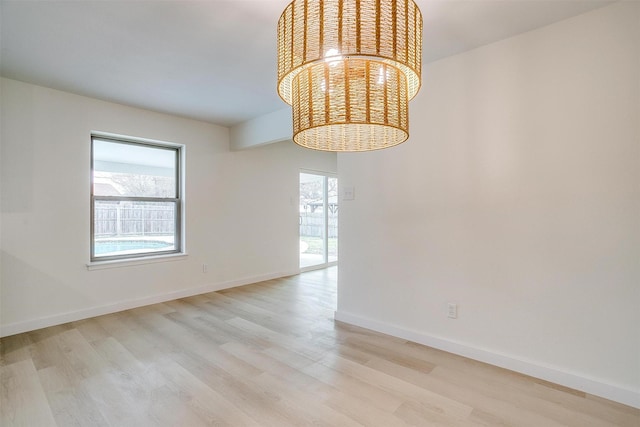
left=0, top=250, right=83, bottom=331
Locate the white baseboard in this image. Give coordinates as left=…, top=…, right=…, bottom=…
left=0, top=270, right=297, bottom=338
left=334, top=310, right=640, bottom=409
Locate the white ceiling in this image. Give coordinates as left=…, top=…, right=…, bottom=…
left=0, top=0, right=613, bottom=127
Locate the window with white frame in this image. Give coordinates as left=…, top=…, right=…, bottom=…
left=91, top=135, right=183, bottom=261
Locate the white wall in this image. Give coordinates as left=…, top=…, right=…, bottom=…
left=0, top=77, right=336, bottom=336
left=337, top=2, right=639, bottom=407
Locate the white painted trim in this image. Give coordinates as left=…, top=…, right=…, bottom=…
left=299, top=261, right=338, bottom=274
left=87, top=253, right=188, bottom=270
left=334, top=310, right=640, bottom=409
left=0, top=270, right=298, bottom=338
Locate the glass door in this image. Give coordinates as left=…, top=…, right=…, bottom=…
left=299, top=172, right=338, bottom=270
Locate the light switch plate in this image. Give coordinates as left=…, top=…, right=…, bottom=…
left=343, top=186, right=355, bottom=200
left=447, top=303, right=458, bottom=319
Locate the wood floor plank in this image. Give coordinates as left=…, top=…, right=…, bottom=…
left=254, top=371, right=363, bottom=426
left=169, top=351, right=305, bottom=427
left=320, top=353, right=475, bottom=420
left=1, top=359, right=56, bottom=426
left=302, top=357, right=408, bottom=414
left=38, top=377, right=111, bottom=427
left=364, top=356, right=567, bottom=427
left=429, top=365, right=625, bottom=427
left=0, top=334, right=32, bottom=368
left=1, top=266, right=639, bottom=426
left=155, top=358, right=261, bottom=426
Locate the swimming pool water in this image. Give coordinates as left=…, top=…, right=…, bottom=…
left=95, top=240, right=172, bottom=255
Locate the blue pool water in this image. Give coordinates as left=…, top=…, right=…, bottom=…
left=95, top=240, right=172, bottom=255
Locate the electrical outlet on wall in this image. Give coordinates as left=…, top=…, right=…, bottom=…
left=447, top=303, right=458, bottom=319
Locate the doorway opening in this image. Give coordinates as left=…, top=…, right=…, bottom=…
left=299, top=171, right=337, bottom=270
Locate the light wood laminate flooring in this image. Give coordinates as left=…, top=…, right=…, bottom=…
left=2, top=267, right=638, bottom=426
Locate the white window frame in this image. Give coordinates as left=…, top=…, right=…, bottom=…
left=90, top=133, right=185, bottom=264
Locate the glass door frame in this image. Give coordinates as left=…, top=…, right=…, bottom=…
left=299, top=169, right=338, bottom=272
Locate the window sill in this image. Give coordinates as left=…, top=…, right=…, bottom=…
left=86, top=252, right=188, bottom=270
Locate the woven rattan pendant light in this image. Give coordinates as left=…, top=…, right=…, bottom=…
left=278, top=0, right=422, bottom=151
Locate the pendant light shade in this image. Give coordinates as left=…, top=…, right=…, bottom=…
left=277, top=0, right=423, bottom=151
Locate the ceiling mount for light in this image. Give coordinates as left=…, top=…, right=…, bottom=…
left=277, top=0, right=423, bottom=152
